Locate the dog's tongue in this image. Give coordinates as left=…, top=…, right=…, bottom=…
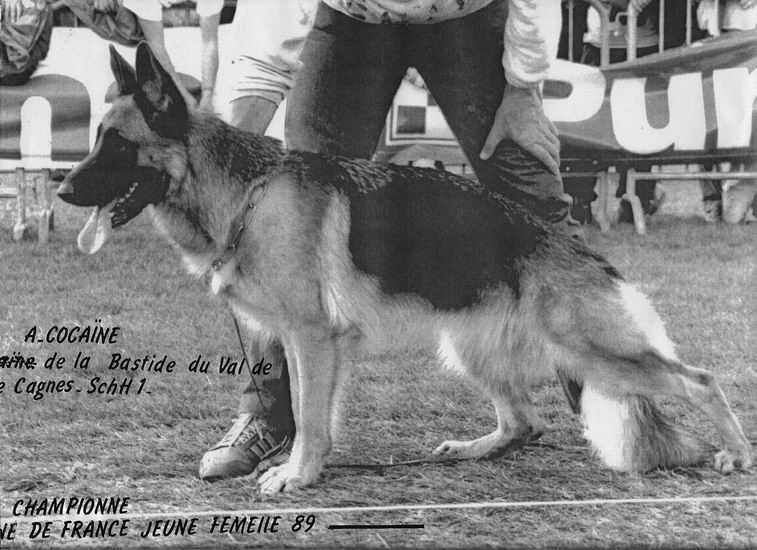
left=77, top=206, right=112, bottom=254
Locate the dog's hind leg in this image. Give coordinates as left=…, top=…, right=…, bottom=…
left=581, top=354, right=752, bottom=473
left=645, top=356, right=752, bottom=473
left=258, top=326, right=340, bottom=493
left=673, top=363, right=752, bottom=473
left=434, top=388, right=542, bottom=460
left=573, top=284, right=752, bottom=473
left=435, top=331, right=544, bottom=460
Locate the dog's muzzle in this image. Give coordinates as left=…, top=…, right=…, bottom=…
left=56, top=180, right=74, bottom=198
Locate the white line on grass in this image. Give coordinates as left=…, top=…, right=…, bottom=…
left=5, top=495, right=757, bottom=523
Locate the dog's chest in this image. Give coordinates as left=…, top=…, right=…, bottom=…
left=179, top=251, right=237, bottom=295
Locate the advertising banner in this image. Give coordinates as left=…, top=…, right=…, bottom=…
left=2, top=28, right=755, bottom=170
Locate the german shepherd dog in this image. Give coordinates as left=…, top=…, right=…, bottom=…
left=58, top=43, right=752, bottom=493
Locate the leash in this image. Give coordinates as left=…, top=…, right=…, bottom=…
left=325, top=442, right=576, bottom=470
left=230, top=311, right=272, bottom=419
left=212, top=182, right=268, bottom=271
left=214, top=180, right=272, bottom=416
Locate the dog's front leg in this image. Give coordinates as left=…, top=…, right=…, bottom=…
left=258, top=326, right=338, bottom=493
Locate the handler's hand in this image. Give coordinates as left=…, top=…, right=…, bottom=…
left=479, top=85, right=561, bottom=176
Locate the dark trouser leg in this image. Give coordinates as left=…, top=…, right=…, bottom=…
left=237, top=339, right=294, bottom=440
left=409, top=3, right=584, bottom=412
left=411, top=2, right=579, bottom=233
left=285, top=3, right=407, bottom=156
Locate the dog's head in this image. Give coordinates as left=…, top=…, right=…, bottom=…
left=58, top=43, right=188, bottom=254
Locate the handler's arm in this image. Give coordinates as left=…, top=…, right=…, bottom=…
left=122, top=0, right=197, bottom=106
left=480, top=0, right=562, bottom=176
left=196, top=0, right=223, bottom=111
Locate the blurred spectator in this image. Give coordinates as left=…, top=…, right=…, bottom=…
left=578, top=0, right=705, bottom=65
left=722, top=0, right=757, bottom=31
left=198, top=0, right=316, bottom=133
left=0, top=0, right=53, bottom=85
left=697, top=0, right=756, bottom=222
left=121, top=0, right=316, bottom=131
left=60, top=0, right=144, bottom=45
left=701, top=161, right=757, bottom=224
left=721, top=162, right=757, bottom=224
left=698, top=0, right=757, bottom=35
left=581, top=0, right=658, bottom=65
left=121, top=0, right=224, bottom=106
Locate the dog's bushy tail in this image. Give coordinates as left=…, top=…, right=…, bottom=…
left=580, top=385, right=700, bottom=472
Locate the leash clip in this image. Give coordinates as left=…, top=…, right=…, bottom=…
left=211, top=245, right=236, bottom=271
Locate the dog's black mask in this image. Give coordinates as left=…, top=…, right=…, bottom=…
left=58, top=126, right=169, bottom=228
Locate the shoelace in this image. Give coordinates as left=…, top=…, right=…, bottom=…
left=249, top=434, right=292, bottom=461
left=216, top=414, right=264, bottom=448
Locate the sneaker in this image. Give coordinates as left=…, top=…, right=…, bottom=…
left=199, top=413, right=292, bottom=481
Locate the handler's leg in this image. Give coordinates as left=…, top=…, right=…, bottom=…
left=284, top=2, right=407, bottom=156
left=199, top=340, right=295, bottom=481
left=412, top=2, right=582, bottom=237
left=229, top=95, right=279, bottom=135
left=226, top=52, right=292, bottom=135
left=199, top=74, right=295, bottom=482
left=411, top=3, right=583, bottom=417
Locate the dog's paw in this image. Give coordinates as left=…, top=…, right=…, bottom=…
left=434, top=430, right=531, bottom=460
left=714, top=447, right=753, bottom=473
left=433, top=439, right=480, bottom=459
left=257, top=464, right=312, bottom=494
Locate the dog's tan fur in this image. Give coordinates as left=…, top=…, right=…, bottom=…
left=59, top=44, right=753, bottom=493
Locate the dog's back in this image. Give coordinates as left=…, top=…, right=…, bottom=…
left=281, top=151, right=560, bottom=308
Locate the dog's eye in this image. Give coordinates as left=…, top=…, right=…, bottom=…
left=100, top=129, right=137, bottom=160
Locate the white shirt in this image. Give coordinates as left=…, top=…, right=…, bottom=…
left=122, top=0, right=559, bottom=89
left=584, top=6, right=659, bottom=50
left=721, top=0, right=757, bottom=31
left=229, top=0, right=315, bottom=73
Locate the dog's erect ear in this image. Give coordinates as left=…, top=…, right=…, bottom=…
left=133, top=41, right=187, bottom=140
left=109, top=45, right=136, bottom=96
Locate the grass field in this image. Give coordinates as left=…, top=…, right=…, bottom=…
left=1, top=201, right=756, bottom=548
